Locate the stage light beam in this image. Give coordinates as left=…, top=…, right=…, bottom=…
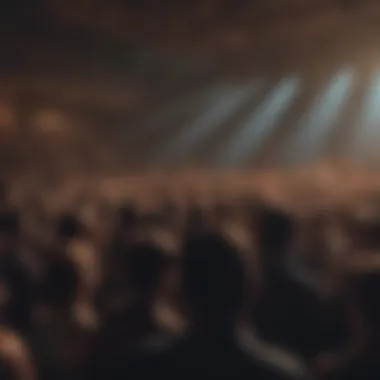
left=355, top=72, right=380, bottom=161
left=214, top=76, right=300, bottom=165
left=154, top=82, right=260, bottom=164
left=282, top=67, right=354, bottom=163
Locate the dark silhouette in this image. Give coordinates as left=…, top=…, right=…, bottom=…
left=97, top=205, right=140, bottom=317
left=253, top=207, right=338, bottom=361
left=88, top=243, right=176, bottom=380
left=0, top=210, right=33, bottom=335
left=55, top=214, right=85, bottom=243
left=42, top=213, right=85, bottom=301
left=1, top=183, right=380, bottom=380
left=327, top=216, right=380, bottom=379
left=33, top=253, right=91, bottom=380
left=40, top=254, right=79, bottom=310
left=122, top=232, right=302, bottom=379
left=103, top=205, right=139, bottom=280
left=344, top=272, right=380, bottom=379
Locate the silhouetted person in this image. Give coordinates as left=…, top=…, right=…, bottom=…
left=0, top=210, right=33, bottom=335
left=122, top=232, right=304, bottom=380
left=57, top=214, right=84, bottom=242
left=253, top=207, right=340, bottom=362
left=63, top=214, right=100, bottom=330
left=87, top=243, right=176, bottom=380
left=103, top=205, right=139, bottom=287
left=44, top=213, right=85, bottom=265
left=96, top=205, right=139, bottom=317
left=43, top=214, right=86, bottom=303
left=1, top=272, right=37, bottom=380
left=342, top=272, right=380, bottom=379
left=323, top=216, right=380, bottom=379
left=32, top=254, right=92, bottom=380
left=124, top=243, right=175, bottom=344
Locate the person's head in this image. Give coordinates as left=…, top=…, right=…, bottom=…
left=0, top=210, right=20, bottom=255
left=182, top=232, right=245, bottom=332
left=56, top=214, right=84, bottom=242
left=42, top=257, right=79, bottom=310
left=115, top=205, right=139, bottom=238
left=128, top=243, right=167, bottom=306
left=257, top=206, right=295, bottom=261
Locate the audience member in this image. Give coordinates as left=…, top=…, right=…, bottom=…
left=103, top=205, right=139, bottom=282
left=122, top=232, right=305, bottom=379
left=87, top=243, right=177, bottom=380
left=0, top=180, right=379, bottom=380
left=253, top=207, right=344, bottom=362
left=324, top=216, right=380, bottom=379
left=32, top=255, right=92, bottom=380
left=340, top=271, right=380, bottom=379
left=0, top=210, right=34, bottom=335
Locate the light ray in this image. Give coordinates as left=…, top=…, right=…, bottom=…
left=155, top=81, right=261, bottom=164
left=354, top=72, right=380, bottom=161
left=214, top=76, right=300, bottom=165
left=283, top=68, right=354, bottom=162
left=130, top=85, right=223, bottom=142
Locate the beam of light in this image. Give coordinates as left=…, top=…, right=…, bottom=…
left=282, top=68, right=354, bottom=162
left=128, top=85, right=222, bottom=142
left=354, top=73, right=380, bottom=161
left=154, top=81, right=261, bottom=164
left=214, top=76, right=300, bottom=166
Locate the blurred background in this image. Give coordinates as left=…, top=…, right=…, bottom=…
left=3, top=0, right=380, bottom=183
left=2, top=4, right=380, bottom=380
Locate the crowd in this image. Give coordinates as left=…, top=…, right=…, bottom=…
left=0, top=182, right=379, bottom=380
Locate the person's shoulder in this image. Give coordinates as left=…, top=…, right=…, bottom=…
left=238, top=326, right=309, bottom=380
left=0, top=327, right=30, bottom=361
